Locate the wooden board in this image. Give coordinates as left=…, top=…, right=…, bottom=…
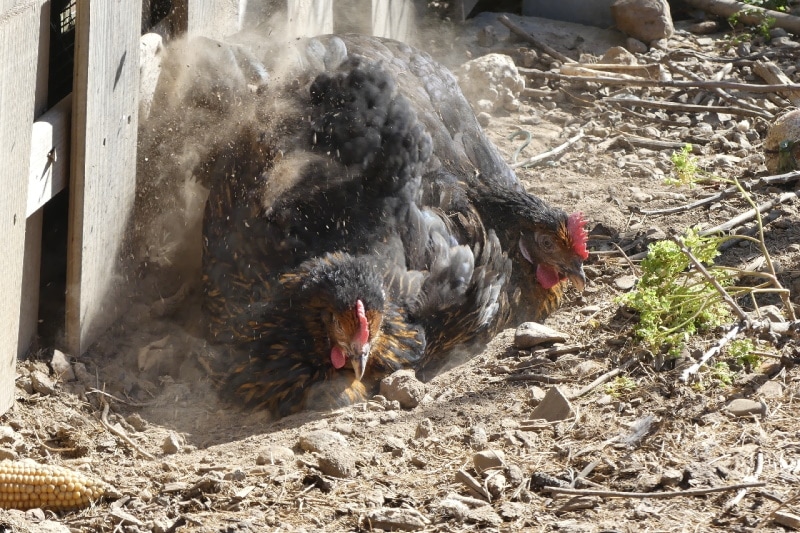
left=0, top=1, right=39, bottom=414
left=186, top=0, right=241, bottom=39
left=66, top=0, right=142, bottom=355
left=371, top=0, right=415, bottom=42
left=27, top=95, right=71, bottom=217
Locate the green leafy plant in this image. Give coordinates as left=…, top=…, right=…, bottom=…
left=727, top=338, right=761, bottom=370
left=604, top=376, right=637, bottom=397
left=711, top=361, right=736, bottom=387
left=666, top=144, right=701, bottom=187
left=618, top=228, right=734, bottom=357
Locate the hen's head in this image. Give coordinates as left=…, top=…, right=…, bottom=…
left=469, top=185, right=589, bottom=293
left=299, top=253, right=386, bottom=381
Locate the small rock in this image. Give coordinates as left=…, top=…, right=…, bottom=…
left=256, top=445, right=295, bottom=465
left=30, top=371, right=56, bottom=396
left=579, top=305, right=601, bottom=315
left=757, top=380, right=783, bottom=399
left=126, top=413, right=147, bottom=432
left=473, top=449, right=505, bottom=473
left=366, top=507, right=431, bottom=531
left=379, top=370, right=426, bottom=409
left=614, top=275, right=637, bottom=290
left=0, top=426, right=18, bottom=445
left=50, top=350, right=75, bottom=381
left=529, top=386, right=574, bottom=422
left=571, top=360, right=604, bottom=379
left=688, top=20, right=718, bottom=34
left=625, top=37, right=648, bottom=54
left=456, top=54, right=525, bottom=113
left=299, top=429, right=348, bottom=453
left=415, top=419, right=434, bottom=439
left=162, top=433, right=183, bottom=454
left=660, top=468, right=683, bottom=486
left=380, top=410, right=398, bottom=424
left=223, top=469, right=246, bottom=481
left=612, top=0, right=674, bottom=42
left=529, top=386, right=546, bottom=403
left=726, top=398, right=766, bottom=417
left=506, top=463, right=524, bottom=486
left=467, top=425, right=488, bottom=450
left=439, top=498, right=470, bottom=522
left=72, top=362, right=93, bottom=384
left=600, top=46, right=638, bottom=65
left=466, top=506, right=503, bottom=526
left=317, top=446, right=358, bottom=478
left=411, top=455, right=428, bottom=468
left=0, top=448, right=18, bottom=460
left=486, top=473, right=507, bottom=498
left=476, top=112, right=491, bottom=127
left=383, top=436, right=406, bottom=453
left=477, top=25, right=496, bottom=47
left=514, top=322, right=567, bottom=349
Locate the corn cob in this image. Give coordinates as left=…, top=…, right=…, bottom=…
left=0, top=459, right=112, bottom=511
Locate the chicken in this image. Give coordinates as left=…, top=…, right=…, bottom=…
left=223, top=252, right=425, bottom=416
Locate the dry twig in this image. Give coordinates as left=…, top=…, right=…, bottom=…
left=497, top=15, right=575, bottom=64
left=680, top=323, right=742, bottom=383
left=545, top=481, right=766, bottom=498
left=510, top=130, right=585, bottom=168
left=98, top=400, right=156, bottom=460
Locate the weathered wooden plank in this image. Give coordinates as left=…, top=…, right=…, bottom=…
left=27, top=95, right=71, bottom=218
left=66, top=0, right=142, bottom=355
left=185, top=0, right=241, bottom=39
left=371, top=0, right=415, bottom=41
left=0, top=1, right=38, bottom=414
left=18, top=211, right=42, bottom=359
left=287, top=0, right=333, bottom=37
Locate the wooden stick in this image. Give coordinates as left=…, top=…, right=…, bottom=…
left=510, top=130, right=584, bottom=168
left=545, top=481, right=766, bottom=498
left=753, top=60, right=800, bottom=107
left=520, top=68, right=800, bottom=94
left=680, top=323, right=742, bottom=383
left=699, top=190, right=798, bottom=236
left=672, top=235, right=748, bottom=321
left=568, top=368, right=622, bottom=400
left=497, top=15, right=576, bottom=64
left=606, top=97, right=771, bottom=120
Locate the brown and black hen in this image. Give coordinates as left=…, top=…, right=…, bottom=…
left=224, top=252, right=424, bottom=416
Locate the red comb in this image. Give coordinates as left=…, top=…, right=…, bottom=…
left=355, top=299, right=370, bottom=345
left=567, top=212, right=589, bottom=260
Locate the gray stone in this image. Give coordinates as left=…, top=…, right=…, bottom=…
left=514, top=322, right=567, bottom=349
left=625, top=37, right=648, bottom=54
left=473, top=449, right=506, bottom=473
left=380, top=370, right=426, bottom=409
left=366, top=507, right=431, bottom=531
left=299, top=429, right=348, bottom=453
left=476, top=112, right=491, bottom=127
left=660, top=468, right=683, bottom=486
left=486, top=473, right=507, bottom=498
left=50, top=350, right=75, bottom=382
left=317, top=446, right=358, bottom=478
left=688, top=21, right=718, bottom=34
left=256, top=445, right=295, bottom=465
left=612, top=0, right=674, bottom=42
left=726, top=398, right=766, bottom=417
left=529, top=386, right=574, bottom=422
left=0, top=448, right=18, bottom=460
left=757, top=380, right=783, bottom=399
left=466, top=506, right=503, bottom=526
left=614, top=275, right=637, bottom=290
left=126, top=413, right=147, bottom=432
left=456, top=54, right=525, bottom=113
left=162, top=433, right=183, bottom=454
left=30, top=370, right=56, bottom=396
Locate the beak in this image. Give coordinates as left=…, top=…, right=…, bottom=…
left=565, top=260, right=586, bottom=292
left=349, top=343, right=370, bottom=381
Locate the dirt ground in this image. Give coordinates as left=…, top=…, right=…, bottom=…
left=3, top=10, right=800, bottom=533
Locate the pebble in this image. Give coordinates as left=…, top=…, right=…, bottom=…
left=726, top=398, right=766, bottom=417
left=579, top=305, right=601, bottom=315
left=625, top=37, right=648, bottom=54
left=299, top=429, right=348, bottom=453
left=467, top=425, right=488, bottom=450
left=317, top=447, right=357, bottom=478
left=415, top=418, right=433, bottom=439
left=506, top=463, right=524, bottom=486
left=126, top=413, right=147, bottom=432
left=660, top=468, right=684, bottom=487
left=383, top=436, right=406, bottom=453
left=476, top=112, right=491, bottom=127
left=688, top=20, right=718, bottom=34
left=529, top=386, right=573, bottom=422
left=223, top=469, right=246, bottom=481
left=757, top=381, right=783, bottom=399
left=514, top=322, right=567, bottom=349
left=529, top=386, right=546, bottom=403
left=30, top=370, right=57, bottom=396
left=72, top=362, right=93, bottom=384
left=473, top=449, right=505, bottom=473
left=162, top=433, right=183, bottom=454
left=379, top=370, right=426, bottom=409
left=50, top=350, right=75, bottom=381
left=486, top=473, right=507, bottom=498
left=0, top=426, right=18, bottom=445
left=466, top=506, right=503, bottom=526
left=366, top=507, right=431, bottom=531
left=614, top=275, right=637, bottom=290
left=380, top=410, right=399, bottom=424
left=0, top=448, right=18, bottom=460
left=256, top=445, right=295, bottom=465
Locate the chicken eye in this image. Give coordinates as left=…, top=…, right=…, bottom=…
left=536, top=233, right=556, bottom=253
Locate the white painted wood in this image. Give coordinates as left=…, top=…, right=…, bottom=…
left=0, top=1, right=39, bottom=414
left=287, top=0, right=333, bottom=38
left=66, top=0, right=142, bottom=355
left=27, top=95, right=71, bottom=218
left=187, top=0, right=242, bottom=39
left=371, top=0, right=415, bottom=41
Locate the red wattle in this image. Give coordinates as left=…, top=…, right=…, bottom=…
left=330, top=346, right=346, bottom=369
left=536, top=264, right=561, bottom=289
